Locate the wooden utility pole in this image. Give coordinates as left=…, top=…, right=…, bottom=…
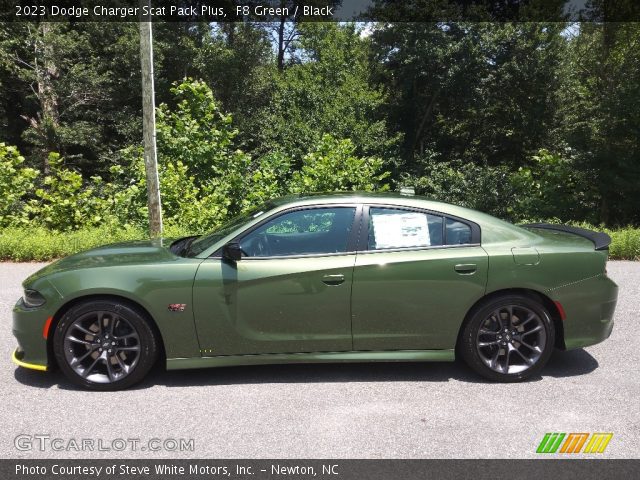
left=139, top=1, right=163, bottom=237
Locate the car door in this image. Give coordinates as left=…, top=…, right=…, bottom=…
left=351, top=206, right=488, bottom=351
left=192, top=205, right=360, bottom=355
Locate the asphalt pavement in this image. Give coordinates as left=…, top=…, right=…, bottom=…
left=1, top=261, right=638, bottom=459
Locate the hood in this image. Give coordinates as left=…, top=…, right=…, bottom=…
left=25, top=238, right=178, bottom=285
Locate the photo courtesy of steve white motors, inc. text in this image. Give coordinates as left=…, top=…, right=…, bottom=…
left=15, top=462, right=338, bottom=477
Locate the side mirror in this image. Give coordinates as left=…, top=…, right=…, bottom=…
left=222, top=241, right=243, bottom=261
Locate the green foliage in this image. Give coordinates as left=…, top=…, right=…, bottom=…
left=563, top=222, right=640, bottom=261
left=153, top=79, right=256, bottom=230
left=193, top=23, right=274, bottom=138
left=509, top=149, right=597, bottom=223
left=256, top=23, right=397, bottom=163
left=2, top=22, right=640, bottom=252
left=157, top=79, right=244, bottom=179
left=371, top=22, right=565, bottom=170
left=607, top=228, right=640, bottom=261
left=0, top=82, right=391, bottom=240
left=0, top=224, right=189, bottom=262
left=0, top=143, right=38, bottom=227
left=556, top=22, right=640, bottom=224
left=402, top=158, right=515, bottom=219
left=25, top=153, right=110, bottom=231
left=241, top=152, right=291, bottom=211
left=290, top=135, right=390, bottom=193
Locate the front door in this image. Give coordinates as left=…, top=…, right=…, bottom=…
left=192, top=206, right=359, bottom=355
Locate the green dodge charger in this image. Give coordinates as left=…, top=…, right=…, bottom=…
left=12, top=193, right=618, bottom=390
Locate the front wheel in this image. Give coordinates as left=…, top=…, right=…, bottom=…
left=53, top=300, right=158, bottom=391
left=459, top=295, right=555, bottom=382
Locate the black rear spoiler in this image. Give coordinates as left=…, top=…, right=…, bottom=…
left=523, top=223, right=612, bottom=251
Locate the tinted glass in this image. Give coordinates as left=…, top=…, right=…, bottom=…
left=446, top=218, right=472, bottom=245
left=188, top=204, right=273, bottom=256
left=368, top=208, right=443, bottom=250
left=240, top=207, right=356, bottom=257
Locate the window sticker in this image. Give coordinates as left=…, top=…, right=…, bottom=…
left=372, top=212, right=431, bottom=249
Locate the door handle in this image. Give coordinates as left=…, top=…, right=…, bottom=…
left=454, top=264, right=477, bottom=274
left=322, top=274, right=345, bottom=285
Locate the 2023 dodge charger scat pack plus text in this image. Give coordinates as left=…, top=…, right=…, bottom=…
left=12, top=194, right=618, bottom=390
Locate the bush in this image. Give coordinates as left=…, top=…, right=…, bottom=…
left=290, top=134, right=390, bottom=193
left=26, top=153, right=109, bottom=231
left=0, top=143, right=38, bottom=228
left=607, top=228, right=640, bottom=260
left=509, top=149, right=598, bottom=223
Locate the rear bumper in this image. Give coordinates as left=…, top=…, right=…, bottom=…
left=549, top=274, right=618, bottom=350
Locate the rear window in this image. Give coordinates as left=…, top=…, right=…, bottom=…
left=368, top=208, right=443, bottom=250
left=446, top=218, right=472, bottom=245
left=367, top=208, right=474, bottom=250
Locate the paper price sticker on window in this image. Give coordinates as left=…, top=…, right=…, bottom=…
left=372, top=212, right=431, bottom=249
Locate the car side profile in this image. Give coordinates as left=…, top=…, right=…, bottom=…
left=12, top=193, right=618, bottom=390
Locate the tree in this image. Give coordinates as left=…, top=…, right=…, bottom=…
left=557, top=23, right=640, bottom=225
left=371, top=22, right=565, bottom=170
left=193, top=22, right=275, bottom=150
left=254, top=23, right=397, bottom=164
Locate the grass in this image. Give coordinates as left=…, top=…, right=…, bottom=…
left=0, top=224, right=638, bottom=262
left=0, top=224, right=190, bottom=262
left=606, top=227, right=640, bottom=261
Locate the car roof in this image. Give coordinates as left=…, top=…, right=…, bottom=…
left=266, top=192, right=535, bottom=244
left=270, top=192, right=482, bottom=218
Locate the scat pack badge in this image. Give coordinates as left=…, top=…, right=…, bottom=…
left=167, top=304, right=187, bottom=312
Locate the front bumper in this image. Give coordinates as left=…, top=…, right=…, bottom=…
left=11, top=347, right=47, bottom=371
left=12, top=297, right=54, bottom=371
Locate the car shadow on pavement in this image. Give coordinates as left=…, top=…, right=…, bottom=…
left=150, top=348, right=599, bottom=388
left=13, top=348, right=599, bottom=390
left=543, top=348, right=599, bottom=378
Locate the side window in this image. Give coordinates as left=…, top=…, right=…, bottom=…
left=368, top=208, right=443, bottom=250
left=240, top=207, right=356, bottom=257
left=445, top=217, right=472, bottom=245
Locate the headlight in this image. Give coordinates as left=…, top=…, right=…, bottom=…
left=23, top=289, right=46, bottom=308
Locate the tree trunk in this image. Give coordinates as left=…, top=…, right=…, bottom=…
left=35, top=22, right=60, bottom=173
left=409, top=85, right=442, bottom=162
left=277, top=16, right=286, bottom=71
left=140, top=6, right=163, bottom=237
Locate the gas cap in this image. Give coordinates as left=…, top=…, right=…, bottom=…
left=511, top=247, right=540, bottom=265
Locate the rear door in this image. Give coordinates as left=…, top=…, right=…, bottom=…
left=351, top=206, right=488, bottom=350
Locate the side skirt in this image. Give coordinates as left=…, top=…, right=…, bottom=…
left=166, top=349, right=455, bottom=370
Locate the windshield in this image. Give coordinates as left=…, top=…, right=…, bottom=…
left=187, top=204, right=273, bottom=256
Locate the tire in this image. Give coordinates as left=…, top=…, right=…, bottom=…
left=53, top=300, right=158, bottom=391
left=458, top=294, right=555, bottom=382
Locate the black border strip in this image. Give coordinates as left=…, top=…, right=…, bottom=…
left=2, top=459, right=638, bottom=480
left=4, top=0, right=640, bottom=22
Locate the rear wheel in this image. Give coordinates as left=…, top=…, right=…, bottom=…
left=459, top=294, right=554, bottom=382
left=53, top=300, right=158, bottom=390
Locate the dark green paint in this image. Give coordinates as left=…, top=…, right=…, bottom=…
left=12, top=194, right=618, bottom=372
